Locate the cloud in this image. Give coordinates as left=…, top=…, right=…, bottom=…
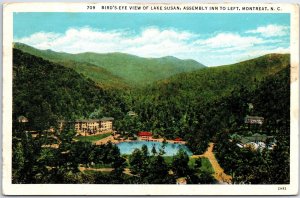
left=17, top=32, right=61, bottom=49
left=15, top=26, right=289, bottom=66
left=246, top=24, right=289, bottom=37
left=15, top=27, right=196, bottom=56
left=195, top=33, right=264, bottom=49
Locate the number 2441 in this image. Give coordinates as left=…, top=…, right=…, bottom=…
left=278, top=187, right=286, bottom=190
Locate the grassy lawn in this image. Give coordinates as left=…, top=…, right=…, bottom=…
left=164, top=156, right=196, bottom=168
left=163, top=156, right=213, bottom=174
left=188, top=157, right=215, bottom=173
left=163, top=156, right=173, bottom=165
left=188, top=157, right=196, bottom=168
left=199, top=157, right=214, bottom=174
left=83, top=170, right=111, bottom=175
left=74, top=133, right=112, bottom=142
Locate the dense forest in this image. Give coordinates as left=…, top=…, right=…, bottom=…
left=12, top=45, right=290, bottom=184
left=214, top=67, right=290, bottom=184
left=118, top=53, right=289, bottom=153
left=13, top=49, right=128, bottom=131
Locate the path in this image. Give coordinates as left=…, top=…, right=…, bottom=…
left=191, top=143, right=232, bottom=184
left=137, top=137, right=186, bottom=144
left=79, top=166, right=132, bottom=175
left=94, top=135, right=118, bottom=145
left=77, top=130, right=112, bottom=137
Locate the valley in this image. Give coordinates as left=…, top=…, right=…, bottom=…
left=12, top=43, right=290, bottom=184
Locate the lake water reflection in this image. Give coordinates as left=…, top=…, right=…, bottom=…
left=116, top=141, right=193, bottom=156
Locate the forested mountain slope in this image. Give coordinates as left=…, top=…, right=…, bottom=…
left=213, top=67, right=290, bottom=184
left=13, top=49, right=127, bottom=131
left=153, top=53, right=290, bottom=103
left=128, top=54, right=290, bottom=153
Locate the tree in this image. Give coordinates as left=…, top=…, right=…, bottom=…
left=129, top=149, right=144, bottom=176
left=147, top=155, right=173, bottom=183
left=70, top=141, right=94, bottom=167
left=172, top=149, right=190, bottom=178
left=151, top=145, right=157, bottom=156
left=141, top=144, right=149, bottom=158
left=110, top=144, right=126, bottom=177
left=194, top=158, right=202, bottom=169
left=12, top=141, right=25, bottom=182
left=195, top=170, right=216, bottom=184
left=57, top=122, right=76, bottom=151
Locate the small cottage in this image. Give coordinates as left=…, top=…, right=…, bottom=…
left=138, top=131, right=152, bottom=140
left=244, top=116, right=264, bottom=125
left=127, top=111, right=137, bottom=117
left=17, top=116, right=28, bottom=123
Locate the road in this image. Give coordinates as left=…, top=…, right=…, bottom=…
left=191, top=143, right=232, bottom=184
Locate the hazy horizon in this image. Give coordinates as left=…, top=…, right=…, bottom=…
left=14, top=13, right=290, bottom=66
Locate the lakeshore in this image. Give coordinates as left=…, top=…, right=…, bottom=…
left=94, top=133, right=187, bottom=145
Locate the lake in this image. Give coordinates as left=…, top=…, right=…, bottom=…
left=116, top=141, right=193, bottom=156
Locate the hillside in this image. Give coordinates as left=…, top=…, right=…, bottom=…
left=153, top=53, right=290, bottom=103
left=14, top=42, right=206, bottom=87
left=213, top=67, right=290, bottom=184
left=128, top=53, right=290, bottom=151
left=55, top=60, right=129, bottom=89
left=13, top=49, right=128, bottom=131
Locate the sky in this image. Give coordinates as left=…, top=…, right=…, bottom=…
left=14, top=12, right=290, bottom=66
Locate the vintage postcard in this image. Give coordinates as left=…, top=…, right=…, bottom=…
left=2, top=2, right=299, bottom=195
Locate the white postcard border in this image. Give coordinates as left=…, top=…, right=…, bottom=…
left=2, top=2, right=299, bottom=195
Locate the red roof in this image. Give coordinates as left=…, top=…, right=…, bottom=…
left=174, top=137, right=183, bottom=141
left=138, top=131, right=152, bottom=137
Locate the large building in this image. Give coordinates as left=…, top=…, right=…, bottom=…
left=59, top=117, right=114, bottom=135
left=233, top=133, right=275, bottom=151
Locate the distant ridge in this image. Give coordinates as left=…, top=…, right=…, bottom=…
left=14, top=42, right=206, bottom=87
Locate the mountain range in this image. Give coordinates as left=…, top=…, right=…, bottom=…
left=14, top=43, right=205, bottom=88
left=13, top=43, right=290, bottom=140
